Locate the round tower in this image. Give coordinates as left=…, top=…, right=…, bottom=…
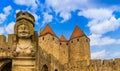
left=69, top=25, right=90, bottom=65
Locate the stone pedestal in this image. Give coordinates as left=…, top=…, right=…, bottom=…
left=12, top=57, right=36, bottom=71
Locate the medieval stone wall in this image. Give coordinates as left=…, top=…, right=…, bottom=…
left=39, top=34, right=60, bottom=60
left=38, top=46, right=63, bottom=71
left=69, top=36, right=90, bottom=64
left=1, top=11, right=120, bottom=71
left=64, top=58, right=120, bottom=71
left=59, top=41, right=69, bottom=64
left=0, top=35, right=14, bottom=57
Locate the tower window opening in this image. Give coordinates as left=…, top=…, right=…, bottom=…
left=77, top=39, right=79, bottom=42
left=86, top=39, right=88, bottom=42
left=60, top=43, right=62, bottom=45
left=66, top=43, right=68, bottom=45
left=43, top=37, right=44, bottom=40
left=53, top=37, right=54, bottom=40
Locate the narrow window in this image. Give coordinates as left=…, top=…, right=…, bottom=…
left=66, top=43, right=68, bottom=45
left=60, top=43, right=62, bottom=45
left=53, top=37, right=54, bottom=40
left=86, top=39, right=88, bottom=42
left=43, top=37, right=44, bottom=40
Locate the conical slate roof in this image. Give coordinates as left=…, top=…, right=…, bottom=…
left=40, top=24, right=56, bottom=36
left=70, top=25, right=84, bottom=39
left=60, top=35, right=67, bottom=42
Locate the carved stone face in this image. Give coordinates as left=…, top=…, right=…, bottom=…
left=17, top=24, right=30, bottom=38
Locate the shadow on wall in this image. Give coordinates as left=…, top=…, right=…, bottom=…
left=42, top=64, right=48, bottom=71
left=1, top=62, right=12, bottom=71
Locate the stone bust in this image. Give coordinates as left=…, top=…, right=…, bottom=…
left=13, top=19, right=36, bottom=57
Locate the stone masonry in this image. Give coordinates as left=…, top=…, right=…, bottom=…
left=0, top=11, right=120, bottom=71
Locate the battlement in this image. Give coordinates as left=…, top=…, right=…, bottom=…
left=0, top=35, right=6, bottom=45
left=16, top=11, right=35, bottom=26
left=64, top=59, right=120, bottom=71
left=90, top=59, right=120, bottom=67
left=0, top=34, right=15, bottom=57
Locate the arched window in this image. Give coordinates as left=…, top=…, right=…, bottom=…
left=42, top=64, right=48, bottom=71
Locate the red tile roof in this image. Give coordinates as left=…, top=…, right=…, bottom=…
left=60, top=35, right=67, bottom=42
left=70, top=25, right=84, bottom=39
left=40, top=24, right=56, bottom=36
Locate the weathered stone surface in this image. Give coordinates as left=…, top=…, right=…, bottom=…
left=0, top=11, right=120, bottom=71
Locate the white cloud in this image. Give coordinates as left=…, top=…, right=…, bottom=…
left=78, top=8, right=113, bottom=21
left=0, top=27, right=5, bottom=35
left=91, top=50, right=120, bottom=59
left=60, top=11, right=71, bottom=23
left=42, top=12, right=53, bottom=24
left=79, top=8, right=120, bottom=46
left=0, top=22, right=15, bottom=35
left=0, top=6, right=12, bottom=24
left=15, top=10, right=21, bottom=13
left=3, top=6, right=12, bottom=15
left=45, top=0, right=90, bottom=22
left=90, top=34, right=120, bottom=46
left=40, top=12, right=53, bottom=28
left=89, top=17, right=120, bottom=34
left=110, top=52, right=120, bottom=58
left=14, top=0, right=39, bottom=11
left=91, top=50, right=107, bottom=59
left=5, top=22, right=15, bottom=34
left=32, top=13, right=40, bottom=24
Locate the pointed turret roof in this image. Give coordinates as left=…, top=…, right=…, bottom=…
left=40, top=24, right=56, bottom=36
left=70, top=25, right=84, bottom=39
left=60, top=35, right=67, bottom=42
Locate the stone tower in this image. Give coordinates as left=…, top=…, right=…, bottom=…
left=12, top=11, right=38, bottom=71
left=59, top=35, right=69, bottom=64
left=69, top=25, right=90, bottom=64
left=39, top=24, right=60, bottom=60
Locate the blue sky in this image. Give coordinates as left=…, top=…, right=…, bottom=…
left=0, top=0, right=120, bottom=59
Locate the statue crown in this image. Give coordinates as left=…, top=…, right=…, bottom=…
left=16, top=11, right=35, bottom=26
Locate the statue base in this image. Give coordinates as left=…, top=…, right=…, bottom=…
left=12, top=57, right=36, bottom=71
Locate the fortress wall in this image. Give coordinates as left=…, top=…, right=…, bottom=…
left=49, top=54, right=64, bottom=71
left=39, top=34, right=60, bottom=60
left=82, top=36, right=91, bottom=64
left=0, top=35, right=14, bottom=57
left=0, top=35, right=6, bottom=48
left=59, top=41, right=69, bottom=64
left=69, top=36, right=90, bottom=64
left=64, top=59, right=120, bottom=71
left=38, top=46, right=51, bottom=71
left=38, top=46, right=64, bottom=71
left=64, top=60, right=88, bottom=71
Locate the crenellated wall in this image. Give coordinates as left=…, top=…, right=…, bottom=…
left=0, top=11, right=120, bottom=71
left=64, top=59, right=120, bottom=71
left=0, top=34, right=15, bottom=57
